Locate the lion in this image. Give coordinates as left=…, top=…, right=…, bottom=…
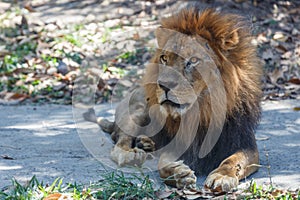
left=84, top=7, right=262, bottom=192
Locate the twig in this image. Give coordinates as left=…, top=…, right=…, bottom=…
left=264, top=145, right=273, bottom=187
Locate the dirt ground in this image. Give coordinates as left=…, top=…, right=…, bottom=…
left=1, top=100, right=299, bottom=190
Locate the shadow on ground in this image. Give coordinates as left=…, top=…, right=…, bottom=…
left=0, top=100, right=299, bottom=190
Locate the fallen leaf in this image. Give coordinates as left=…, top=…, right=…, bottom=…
left=275, top=44, right=288, bottom=53
left=1, top=155, right=14, bottom=160
left=293, top=107, right=300, bottom=111
left=155, top=190, right=173, bottom=199
left=24, top=2, right=36, bottom=12
left=44, top=193, right=62, bottom=200
left=1, top=92, right=29, bottom=101
left=273, top=32, right=288, bottom=42
left=289, top=78, right=300, bottom=85
left=133, top=32, right=140, bottom=40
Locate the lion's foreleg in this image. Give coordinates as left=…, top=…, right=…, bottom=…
left=205, top=149, right=259, bottom=192
left=158, top=153, right=197, bottom=189
left=111, top=134, right=148, bottom=167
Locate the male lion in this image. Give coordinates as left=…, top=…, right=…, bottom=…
left=85, top=7, right=262, bottom=192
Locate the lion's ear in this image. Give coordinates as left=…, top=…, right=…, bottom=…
left=155, top=27, right=173, bottom=48
left=219, top=30, right=239, bottom=51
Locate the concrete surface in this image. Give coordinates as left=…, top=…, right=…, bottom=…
left=0, top=100, right=299, bottom=190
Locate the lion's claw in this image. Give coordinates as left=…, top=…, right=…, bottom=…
left=161, top=161, right=197, bottom=189
left=205, top=169, right=238, bottom=192
left=111, top=146, right=147, bottom=167
left=135, top=135, right=155, bottom=152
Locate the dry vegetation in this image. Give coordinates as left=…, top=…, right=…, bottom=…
left=0, top=0, right=299, bottom=105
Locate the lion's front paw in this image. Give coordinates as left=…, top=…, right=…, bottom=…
left=160, top=161, right=197, bottom=189
left=135, top=135, right=155, bottom=152
left=110, top=146, right=147, bottom=167
left=205, top=168, right=238, bottom=192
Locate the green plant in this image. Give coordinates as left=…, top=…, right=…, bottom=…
left=242, top=180, right=299, bottom=200
left=117, top=51, right=136, bottom=63
left=64, top=34, right=82, bottom=47
left=65, top=52, right=83, bottom=64
left=0, top=176, right=40, bottom=200
left=1, top=41, right=37, bottom=73
left=41, top=54, right=58, bottom=66
left=0, top=171, right=157, bottom=200
left=91, top=171, right=156, bottom=200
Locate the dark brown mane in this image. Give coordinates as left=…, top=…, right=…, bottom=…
left=144, top=8, right=262, bottom=129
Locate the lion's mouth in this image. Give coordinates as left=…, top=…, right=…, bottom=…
left=161, top=99, right=181, bottom=108
left=161, top=99, right=189, bottom=109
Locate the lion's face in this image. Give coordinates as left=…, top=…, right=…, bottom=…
left=149, top=28, right=222, bottom=119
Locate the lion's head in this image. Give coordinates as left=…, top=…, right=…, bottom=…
left=143, top=8, right=262, bottom=134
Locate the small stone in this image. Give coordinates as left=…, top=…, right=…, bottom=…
left=57, top=61, right=69, bottom=75
left=88, top=67, right=103, bottom=76
left=53, top=83, right=66, bottom=91
left=104, top=19, right=121, bottom=28
left=118, top=79, right=133, bottom=87
left=47, top=67, right=57, bottom=75
left=54, top=91, right=65, bottom=98
left=44, top=23, right=58, bottom=32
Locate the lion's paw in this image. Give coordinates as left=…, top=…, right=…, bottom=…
left=111, top=146, right=147, bottom=167
left=161, top=161, right=197, bottom=189
left=205, top=169, right=238, bottom=192
left=135, top=135, right=155, bottom=152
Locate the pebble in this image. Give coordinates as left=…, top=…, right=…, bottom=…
left=57, top=61, right=69, bottom=75
left=53, top=83, right=67, bottom=91
left=47, top=67, right=57, bottom=75
left=118, top=79, right=133, bottom=88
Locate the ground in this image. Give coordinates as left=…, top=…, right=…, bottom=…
left=1, top=100, right=299, bottom=191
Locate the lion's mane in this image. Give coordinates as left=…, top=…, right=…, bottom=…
left=143, top=7, right=262, bottom=174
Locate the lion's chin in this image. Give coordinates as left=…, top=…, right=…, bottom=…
left=160, top=100, right=190, bottom=118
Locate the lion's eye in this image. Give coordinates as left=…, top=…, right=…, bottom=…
left=185, top=56, right=200, bottom=72
left=160, top=55, right=168, bottom=65
left=189, top=56, right=199, bottom=64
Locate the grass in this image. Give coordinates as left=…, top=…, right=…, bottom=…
left=0, top=171, right=157, bottom=200
left=91, top=172, right=156, bottom=199
left=1, top=173, right=299, bottom=200
left=241, top=180, right=300, bottom=200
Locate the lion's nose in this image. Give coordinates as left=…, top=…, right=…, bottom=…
left=157, top=80, right=177, bottom=92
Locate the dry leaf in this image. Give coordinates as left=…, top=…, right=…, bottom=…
left=273, top=32, right=288, bottom=42
left=289, top=78, right=300, bottom=85
left=1, top=155, right=14, bottom=160
left=155, top=190, right=173, bottom=199
left=43, top=193, right=62, bottom=200
left=24, top=2, right=36, bottom=12
left=293, top=107, right=300, bottom=111
left=0, top=92, right=28, bottom=105
left=133, top=33, right=140, bottom=40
